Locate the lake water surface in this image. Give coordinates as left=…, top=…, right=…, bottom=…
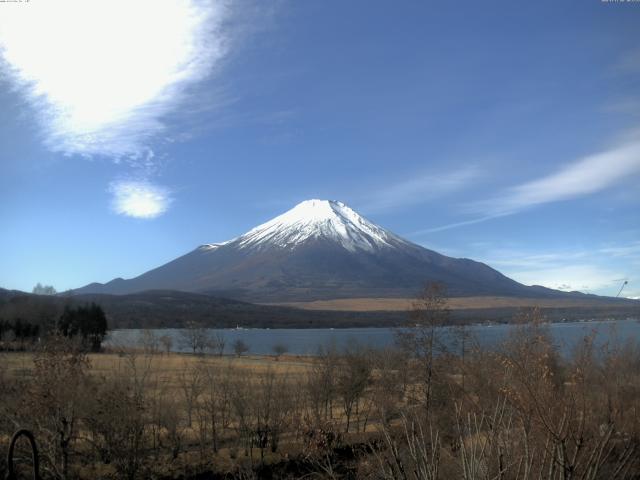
left=106, top=318, right=640, bottom=356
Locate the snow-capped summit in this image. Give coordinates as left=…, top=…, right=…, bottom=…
left=73, top=199, right=557, bottom=302
left=237, top=199, right=407, bottom=252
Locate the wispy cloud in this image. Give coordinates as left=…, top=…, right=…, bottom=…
left=615, top=47, right=640, bottom=75
left=412, top=215, right=504, bottom=235
left=507, top=264, right=624, bottom=294
left=0, top=0, right=233, bottom=218
left=473, top=138, right=640, bottom=216
left=0, top=0, right=229, bottom=161
left=419, top=137, right=640, bottom=233
left=364, top=166, right=480, bottom=213
left=604, top=49, right=640, bottom=118
left=605, top=97, right=640, bottom=116
left=109, top=180, right=173, bottom=219
left=472, top=244, right=637, bottom=296
left=600, top=241, right=640, bottom=259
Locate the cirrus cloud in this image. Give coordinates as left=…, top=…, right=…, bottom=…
left=0, top=0, right=232, bottom=219
left=472, top=138, right=640, bottom=217
left=0, top=0, right=230, bottom=161
left=419, top=136, right=640, bottom=233
left=363, top=166, right=481, bottom=214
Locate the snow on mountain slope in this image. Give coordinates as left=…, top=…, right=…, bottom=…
left=198, top=241, right=230, bottom=251
left=72, top=199, right=589, bottom=302
left=236, top=199, right=409, bottom=252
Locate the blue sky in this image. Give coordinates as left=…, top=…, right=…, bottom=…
left=1, top=0, right=639, bottom=298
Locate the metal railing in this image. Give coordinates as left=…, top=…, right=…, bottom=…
left=5, top=429, right=40, bottom=480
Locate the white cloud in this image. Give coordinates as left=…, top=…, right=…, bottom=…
left=364, top=166, right=480, bottom=213
left=507, top=264, right=624, bottom=294
left=472, top=139, right=640, bottom=216
left=418, top=137, right=640, bottom=233
left=412, top=214, right=503, bottom=235
left=487, top=251, right=589, bottom=270
left=599, top=241, right=640, bottom=259
left=473, top=243, right=640, bottom=297
left=615, top=48, right=640, bottom=75
left=0, top=0, right=229, bottom=161
left=109, top=180, right=173, bottom=219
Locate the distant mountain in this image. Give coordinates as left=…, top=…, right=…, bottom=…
left=0, top=287, right=409, bottom=329
left=73, top=199, right=600, bottom=302
left=3, top=287, right=636, bottom=330
left=69, top=290, right=412, bottom=329
left=0, top=287, right=29, bottom=302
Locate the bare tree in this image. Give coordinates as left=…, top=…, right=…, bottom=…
left=202, top=365, right=233, bottom=453
left=85, top=374, right=147, bottom=479
left=158, top=395, right=186, bottom=460
left=397, top=282, right=449, bottom=416
left=371, top=348, right=407, bottom=427
left=337, top=345, right=372, bottom=433
left=209, top=331, right=226, bottom=356
left=252, top=369, right=293, bottom=462
left=376, top=415, right=441, bottom=480
left=178, top=364, right=203, bottom=427
left=304, top=343, right=341, bottom=434
left=233, top=339, right=249, bottom=357
left=27, top=336, right=90, bottom=480
left=179, top=321, right=211, bottom=355
left=159, top=334, right=173, bottom=355
left=139, top=329, right=159, bottom=355
left=272, top=343, right=288, bottom=360
left=229, top=375, right=253, bottom=457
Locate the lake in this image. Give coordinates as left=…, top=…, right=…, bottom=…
left=105, top=318, right=640, bottom=356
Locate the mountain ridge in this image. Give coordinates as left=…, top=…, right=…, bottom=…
left=3, top=287, right=636, bottom=329
left=71, top=200, right=610, bottom=302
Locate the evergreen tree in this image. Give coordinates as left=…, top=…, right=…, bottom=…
left=57, top=303, right=108, bottom=351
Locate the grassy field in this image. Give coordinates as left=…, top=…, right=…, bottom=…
left=3, top=320, right=640, bottom=479
left=267, top=295, right=639, bottom=311
left=1, top=350, right=315, bottom=384
left=1, top=350, right=323, bottom=478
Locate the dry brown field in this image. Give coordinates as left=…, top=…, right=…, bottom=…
left=2, top=318, right=640, bottom=479
left=266, top=295, right=632, bottom=311
left=1, top=350, right=315, bottom=386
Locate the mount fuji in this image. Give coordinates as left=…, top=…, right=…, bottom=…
left=73, top=199, right=572, bottom=302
